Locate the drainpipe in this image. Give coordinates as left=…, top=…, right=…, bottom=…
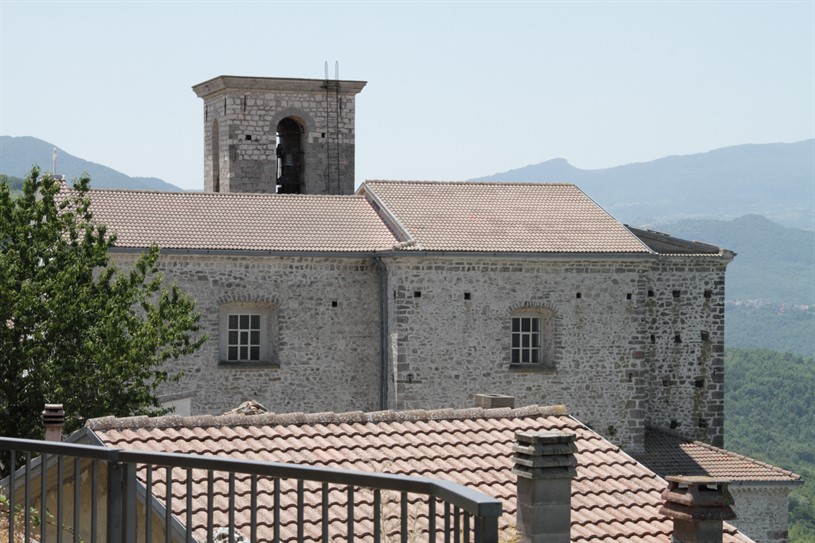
left=42, top=404, right=65, bottom=442
left=373, top=257, right=389, bottom=410
left=660, top=476, right=736, bottom=543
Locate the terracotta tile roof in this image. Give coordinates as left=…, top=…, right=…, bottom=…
left=86, top=406, right=751, bottom=543
left=360, top=181, right=652, bottom=253
left=637, top=426, right=802, bottom=484
left=60, top=188, right=400, bottom=252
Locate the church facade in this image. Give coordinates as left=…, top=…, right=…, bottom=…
left=84, top=76, right=733, bottom=454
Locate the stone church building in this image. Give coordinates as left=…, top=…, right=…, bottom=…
left=83, top=75, right=734, bottom=455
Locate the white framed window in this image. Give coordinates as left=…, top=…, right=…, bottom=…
left=510, top=308, right=555, bottom=368
left=219, top=303, right=276, bottom=365
left=227, top=313, right=262, bottom=361
left=512, top=316, right=541, bottom=364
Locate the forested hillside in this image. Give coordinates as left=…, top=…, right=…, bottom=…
left=653, top=215, right=815, bottom=357
left=725, top=349, right=815, bottom=542
left=655, top=215, right=815, bottom=305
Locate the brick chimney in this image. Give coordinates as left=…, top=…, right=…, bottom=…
left=660, top=476, right=736, bottom=543
left=42, top=404, right=65, bottom=442
left=474, top=394, right=515, bottom=409
left=512, top=431, right=576, bottom=543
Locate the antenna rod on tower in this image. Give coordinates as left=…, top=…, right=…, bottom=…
left=335, top=61, right=339, bottom=81
left=324, top=61, right=329, bottom=81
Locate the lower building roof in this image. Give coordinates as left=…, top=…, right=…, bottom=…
left=86, top=405, right=752, bottom=543
left=636, top=426, right=802, bottom=485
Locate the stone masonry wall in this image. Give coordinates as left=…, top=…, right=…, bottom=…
left=643, top=257, right=728, bottom=447
left=202, top=87, right=357, bottom=195
left=111, top=250, right=727, bottom=451
left=113, top=253, right=382, bottom=415
left=730, top=486, right=794, bottom=543
left=382, top=256, right=651, bottom=452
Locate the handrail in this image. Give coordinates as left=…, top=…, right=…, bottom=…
left=0, top=437, right=500, bottom=517
left=1, top=435, right=503, bottom=542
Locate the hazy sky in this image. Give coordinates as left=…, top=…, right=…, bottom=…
left=1, top=1, right=813, bottom=190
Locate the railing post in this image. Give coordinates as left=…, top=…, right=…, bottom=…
left=123, top=463, right=137, bottom=543
left=107, top=461, right=123, bottom=543
left=106, top=460, right=137, bottom=543
left=473, top=513, right=499, bottom=543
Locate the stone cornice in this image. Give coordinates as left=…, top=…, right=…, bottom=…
left=193, top=75, right=367, bottom=98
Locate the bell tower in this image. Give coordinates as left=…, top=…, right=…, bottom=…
left=193, top=75, right=366, bottom=195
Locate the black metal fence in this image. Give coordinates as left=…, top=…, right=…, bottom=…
left=1, top=437, right=502, bottom=543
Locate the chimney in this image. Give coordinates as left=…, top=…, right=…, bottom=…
left=42, top=404, right=65, bottom=442
left=660, top=476, right=736, bottom=543
left=474, top=394, right=515, bottom=409
left=513, top=431, right=576, bottom=543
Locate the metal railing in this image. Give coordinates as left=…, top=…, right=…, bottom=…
left=1, top=436, right=502, bottom=543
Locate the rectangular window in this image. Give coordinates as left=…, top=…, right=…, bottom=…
left=511, top=316, right=540, bottom=364
left=227, top=313, right=262, bottom=361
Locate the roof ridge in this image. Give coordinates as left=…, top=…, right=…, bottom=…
left=646, top=425, right=801, bottom=480
left=82, top=189, right=366, bottom=200
left=363, top=180, right=577, bottom=187
left=86, top=404, right=569, bottom=431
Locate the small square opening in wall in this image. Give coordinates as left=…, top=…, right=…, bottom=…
left=704, top=289, right=712, bottom=299
left=672, top=290, right=681, bottom=298
left=413, top=291, right=421, bottom=298
left=576, top=292, right=582, bottom=299
left=321, top=132, right=326, bottom=138
left=698, top=418, right=708, bottom=428
left=670, top=419, right=678, bottom=429
left=674, top=334, right=682, bottom=344
left=245, top=134, right=252, bottom=141
left=701, top=331, right=710, bottom=341
left=331, top=301, right=338, bottom=308
left=464, top=292, right=471, bottom=300
left=648, top=290, right=655, bottom=298
left=626, top=293, right=632, bottom=300
left=695, top=378, right=705, bottom=388
left=650, top=334, right=656, bottom=344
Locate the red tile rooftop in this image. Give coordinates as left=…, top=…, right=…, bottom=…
left=86, top=405, right=751, bottom=543
left=360, top=181, right=653, bottom=253
left=637, top=426, right=802, bottom=484
left=61, top=188, right=400, bottom=252
left=54, top=181, right=699, bottom=256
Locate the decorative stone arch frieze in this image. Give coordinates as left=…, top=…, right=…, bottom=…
left=508, top=301, right=559, bottom=314
left=216, top=293, right=281, bottom=307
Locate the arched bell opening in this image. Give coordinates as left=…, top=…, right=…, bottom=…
left=275, top=117, right=305, bottom=194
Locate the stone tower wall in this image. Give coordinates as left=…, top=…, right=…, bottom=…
left=642, top=258, right=728, bottom=447
left=194, top=77, right=365, bottom=195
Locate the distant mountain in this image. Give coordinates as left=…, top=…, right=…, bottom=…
left=0, top=135, right=183, bottom=191
left=474, top=140, right=815, bottom=230
left=656, top=214, right=815, bottom=305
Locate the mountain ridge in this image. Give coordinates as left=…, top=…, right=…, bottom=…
left=0, top=135, right=183, bottom=191
left=475, top=139, right=815, bottom=230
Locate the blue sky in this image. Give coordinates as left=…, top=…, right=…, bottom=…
left=1, top=1, right=813, bottom=190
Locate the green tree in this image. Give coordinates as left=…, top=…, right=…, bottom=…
left=0, top=168, right=205, bottom=443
